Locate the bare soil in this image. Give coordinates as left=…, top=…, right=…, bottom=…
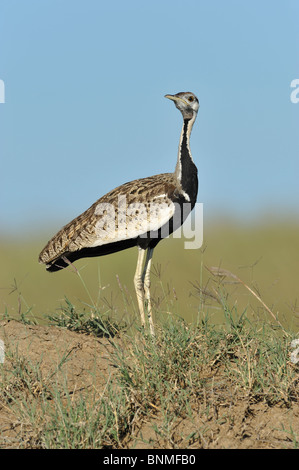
left=0, top=320, right=298, bottom=449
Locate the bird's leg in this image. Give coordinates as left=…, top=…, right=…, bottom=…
left=142, top=247, right=155, bottom=336
left=134, top=247, right=146, bottom=328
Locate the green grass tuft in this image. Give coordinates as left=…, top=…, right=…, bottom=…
left=47, top=296, right=126, bottom=338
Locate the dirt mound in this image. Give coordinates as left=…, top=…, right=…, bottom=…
left=0, top=320, right=298, bottom=449
left=0, top=319, right=114, bottom=391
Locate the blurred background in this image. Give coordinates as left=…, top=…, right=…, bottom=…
left=0, top=0, right=298, bottom=328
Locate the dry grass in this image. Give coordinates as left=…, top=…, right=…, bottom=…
left=0, top=221, right=298, bottom=448
left=0, top=275, right=298, bottom=448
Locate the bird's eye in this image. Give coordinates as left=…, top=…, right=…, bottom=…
left=188, top=96, right=194, bottom=102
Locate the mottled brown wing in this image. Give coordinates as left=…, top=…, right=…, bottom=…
left=38, top=173, right=178, bottom=266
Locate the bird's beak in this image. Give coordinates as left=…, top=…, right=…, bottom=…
left=164, top=94, right=176, bottom=101
left=165, top=94, right=187, bottom=105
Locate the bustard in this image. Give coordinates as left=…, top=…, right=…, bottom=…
left=39, top=91, right=200, bottom=335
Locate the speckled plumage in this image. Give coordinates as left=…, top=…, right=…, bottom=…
left=38, top=172, right=191, bottom=270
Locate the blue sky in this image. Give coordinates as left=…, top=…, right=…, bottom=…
left=0, top=0, right=298, bottom=235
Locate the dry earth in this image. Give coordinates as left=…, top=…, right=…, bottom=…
left=0, top=320, right=298, bottom=449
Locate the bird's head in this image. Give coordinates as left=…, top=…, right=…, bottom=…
left=165, top=91, right=199, bottom=119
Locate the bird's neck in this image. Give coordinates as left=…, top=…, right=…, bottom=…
left=174, top=115, right=198, bottom=205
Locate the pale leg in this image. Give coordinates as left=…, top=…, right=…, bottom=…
left=134, top=247, right=146, bottom=327
left=143, top=247, right=155, bottom=336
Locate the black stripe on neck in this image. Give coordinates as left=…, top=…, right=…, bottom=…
left=181, top=118, right=191, bottom=155
left=179, top=118, right=198, bottom=205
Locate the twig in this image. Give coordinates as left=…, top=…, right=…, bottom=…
left=207, top=266, right=286, bottom=331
